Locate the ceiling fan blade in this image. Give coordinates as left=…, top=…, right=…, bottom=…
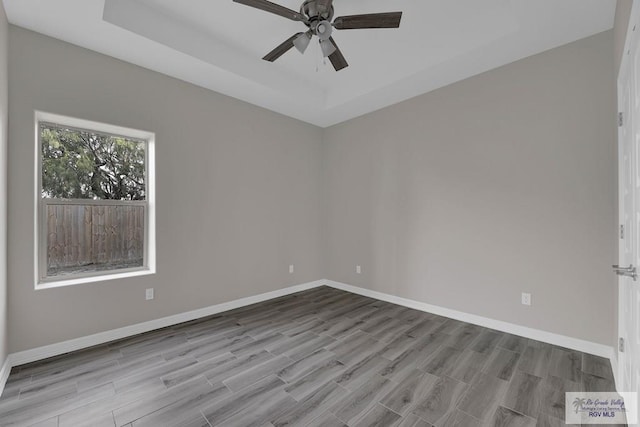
left=263, top=33, right=302, bottom=62
left=327, top=37, right=348, bottom=71
left=333, top=12, right=402, bottom=30
left=233, top=0, right=307, bottom=22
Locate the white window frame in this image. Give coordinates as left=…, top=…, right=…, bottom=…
left=34, top=111, right=156, bottom=289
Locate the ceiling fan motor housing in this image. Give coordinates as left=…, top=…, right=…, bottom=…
left=301, top=0, right=334, bottom=22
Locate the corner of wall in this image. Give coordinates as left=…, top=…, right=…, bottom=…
left=615, top=0, right=634, bottom=77
left=0, top=0, right=10, bottom=393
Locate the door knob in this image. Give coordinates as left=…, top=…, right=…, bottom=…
left=613, top=264, right=637, bottom=281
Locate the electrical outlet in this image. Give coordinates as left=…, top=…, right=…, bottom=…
left=521, top=292, right=531, bottom=306
left=146, top=288, right=154, bottom=301
left=356, top=265, right=362, bottom=274
left=289, top=265, right=294, bottom=274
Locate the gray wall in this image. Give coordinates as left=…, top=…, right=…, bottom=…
left=0, top=0, right=8, bottom=366
left=615, top=0, right=633, bottom=77
left=7, top=27, right=324, bottom=353
left=323, top=31, right=617, bottom=345
left=6, top=25, right=619, bottom=353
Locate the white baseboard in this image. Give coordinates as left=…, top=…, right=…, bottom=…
left=8, top=280, right=324, bottom=368
left=0, top=356, right=11, bottom=396
left=610, top=351, right=620, bottom=393
left=324, top=280, right=615, bottom=360
left=0, top=278, right=619, bottom=398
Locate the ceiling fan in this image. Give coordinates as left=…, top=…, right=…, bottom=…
left=233, top=0, right=403, bottom=71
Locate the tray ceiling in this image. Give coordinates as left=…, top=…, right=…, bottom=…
left=2, top=0, right=615, bottom=127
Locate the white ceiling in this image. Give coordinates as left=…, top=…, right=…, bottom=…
left=3, top=0, right=615, bottom=127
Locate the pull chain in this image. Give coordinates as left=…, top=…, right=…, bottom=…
left=316, top=41, right=323, bottom=72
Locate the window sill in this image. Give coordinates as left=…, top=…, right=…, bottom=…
left=35, top=268, right=155, bottom=290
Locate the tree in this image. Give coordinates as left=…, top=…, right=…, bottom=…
left=41, top=123, right=146, bottom=200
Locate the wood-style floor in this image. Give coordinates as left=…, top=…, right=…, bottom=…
left=0, top=286, right=619, bottom=427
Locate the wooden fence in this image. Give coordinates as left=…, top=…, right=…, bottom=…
left=46, top=203, right=145, bottom=275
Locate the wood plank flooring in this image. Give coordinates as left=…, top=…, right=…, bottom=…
left=0, top=286, right=620, bottom=426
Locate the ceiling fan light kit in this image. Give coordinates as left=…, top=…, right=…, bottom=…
left=233, top=0, right=403, bottom=71
left=319, top=38, right=336, bottom=57
left=293, top=31, right=312, bottom=54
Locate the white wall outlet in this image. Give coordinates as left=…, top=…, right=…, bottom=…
left=146, top=288, right=154, bottom=301
left=356, top=265, right=362, bottom=274
left=289, top=265, right=294, bottom=274
left=521, top=292, right=531, bottom=306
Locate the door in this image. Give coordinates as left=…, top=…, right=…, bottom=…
left=618, top=2, right=640, bottom=420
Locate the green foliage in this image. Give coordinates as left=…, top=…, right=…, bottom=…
left=41, top=123, right=146, bottom=200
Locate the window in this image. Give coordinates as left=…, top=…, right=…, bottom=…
left=36, top=112, right=155, bottom=288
